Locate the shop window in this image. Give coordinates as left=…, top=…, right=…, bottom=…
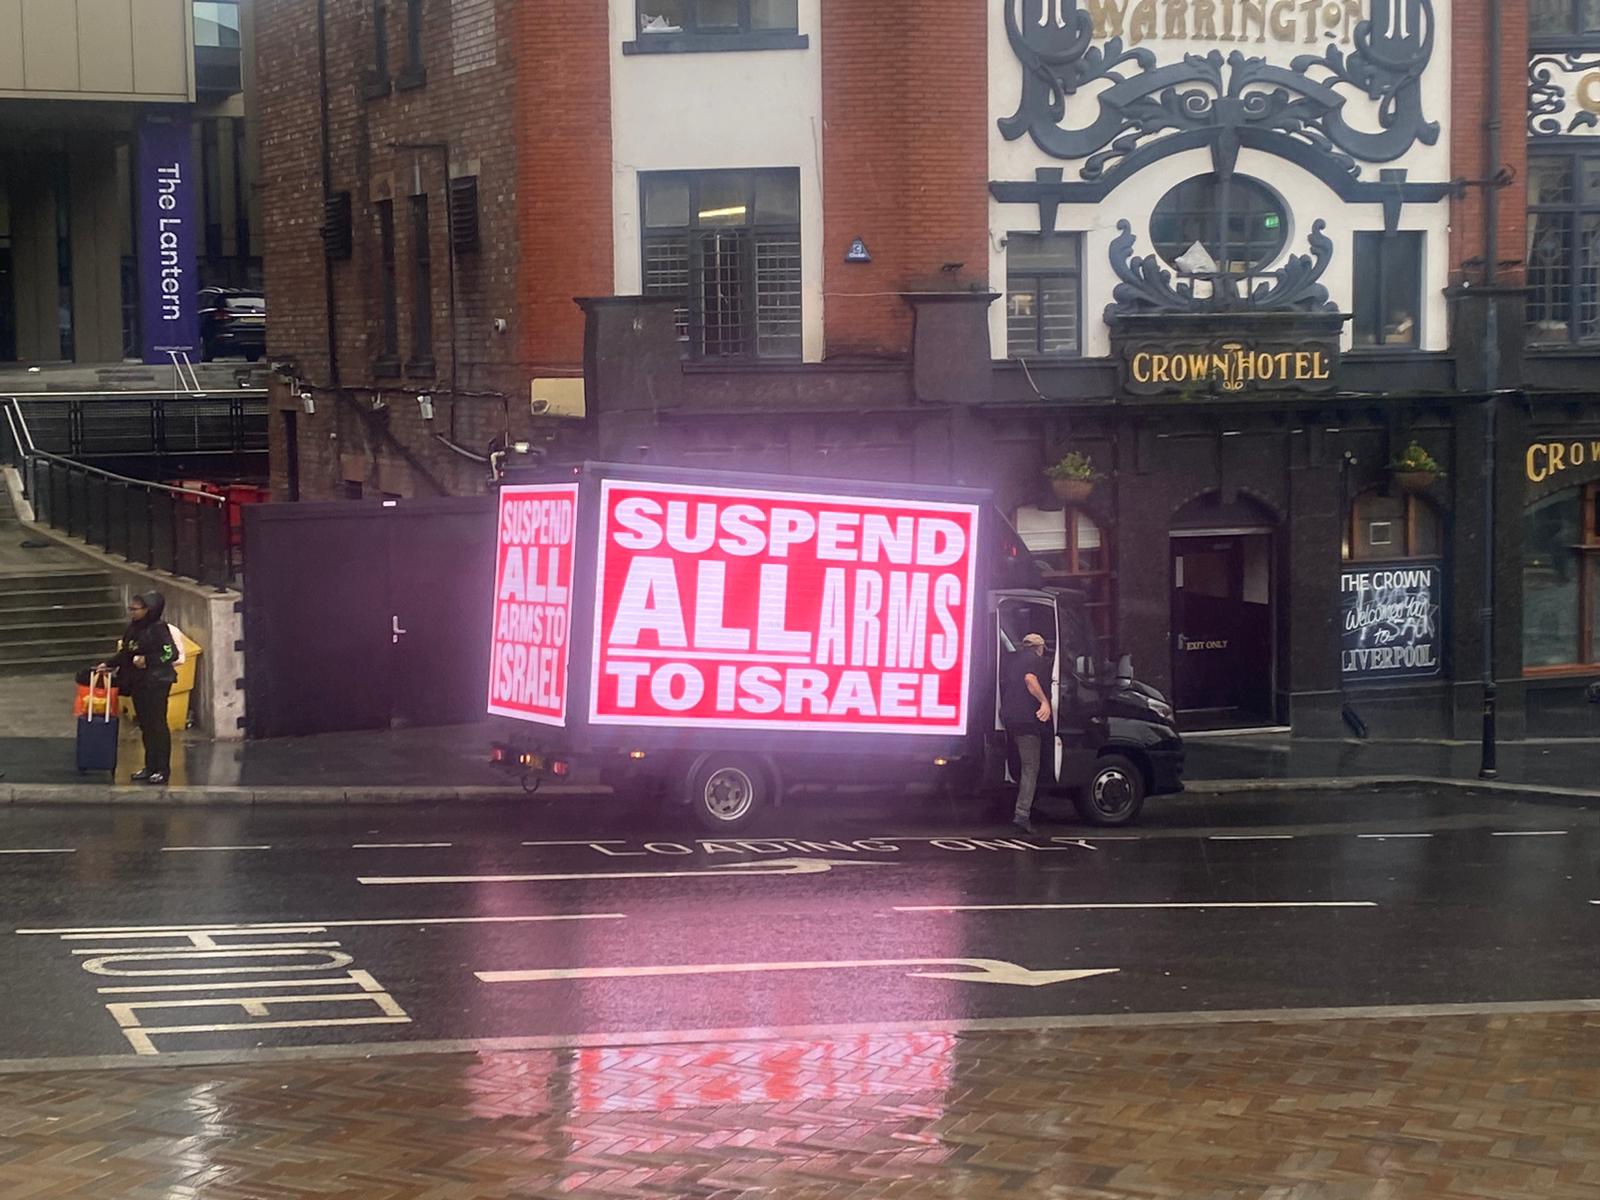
left=640, top=169, right=801, bottom=360
left=1006, top=233, right=1081, bottom=358
left=1530, top=0, right=1600, bottom=38
left=1526, top=151, right=1600, bottom=346
left=1014, top=505, right=1115, bottom=660
left=1352, top=232, right=1422, bottom=348
left=1344, top=489, right=1443, bottom=561
left=1149, top=175, right=1287, bottom=275
left=1524, top=483, right=1600, bottom=670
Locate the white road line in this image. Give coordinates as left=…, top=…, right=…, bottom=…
left=351, top=842, right=454, bottom=849
left=521, top=840, right=628, bottom=847
left=161, top=845, right=272, bottom=853
left=16, top=913, right=625, bottom=936
left=0, top=848, right=76, bottom=855
left=1491, top=830, right=1569, bottom=837
left=1356, top=833, right=1434, bottom=840
left=1207, top=835, right=1294, bottom=841
left=895, top=901, right=1378, bottom=913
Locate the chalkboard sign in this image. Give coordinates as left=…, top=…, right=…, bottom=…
left=1339, top=562, right=1442, bottom=683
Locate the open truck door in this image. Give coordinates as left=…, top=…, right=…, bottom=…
left=992, top=590, right=1061, bottom=787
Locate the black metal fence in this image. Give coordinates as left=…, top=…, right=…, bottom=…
left=2, top=400, right=235, bottom=590
left=11, top=392, right=268, bottom=459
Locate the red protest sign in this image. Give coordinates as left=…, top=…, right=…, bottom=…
left=589, top=480, right=979, bottom=734
left=489, top=483, right=578, bottom=725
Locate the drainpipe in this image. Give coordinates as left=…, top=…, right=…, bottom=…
left=1479, top=0, right=1501, bottom=779
left=391, top=141, right=460, bottom=443
left=315, top=0, right=342, bottom=393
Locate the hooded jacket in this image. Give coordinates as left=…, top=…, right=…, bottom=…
left=112, top=591, right=179, bottom=689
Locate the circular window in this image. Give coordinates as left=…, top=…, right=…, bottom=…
left=1149, top=176, right=1288, bottom=274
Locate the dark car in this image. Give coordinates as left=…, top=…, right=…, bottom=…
left=198, top=287, right=266, bottom=362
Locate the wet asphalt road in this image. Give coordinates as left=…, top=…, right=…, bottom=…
left=1, top=784, right=1597, bottom=1065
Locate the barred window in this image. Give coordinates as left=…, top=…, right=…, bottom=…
left=1006, top=233, right=1081, bottom=358
left=640, top=169, right=803, bottom=360
left=1527, top=151, right=1600, bottom=346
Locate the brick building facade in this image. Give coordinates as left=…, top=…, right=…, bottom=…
left=258, top=1, right=1600, bottom=742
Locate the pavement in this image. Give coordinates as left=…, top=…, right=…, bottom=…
left=0, top=787, right=1596, bottom=1196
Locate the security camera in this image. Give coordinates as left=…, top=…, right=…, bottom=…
left=299, top=392, right=315, bottom=415
left=494, top=317, right=508, bottom=334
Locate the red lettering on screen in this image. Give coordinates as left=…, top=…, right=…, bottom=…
left=590, top=481, right=978, bottom=734
left=489, top=483, right=578, bottom=725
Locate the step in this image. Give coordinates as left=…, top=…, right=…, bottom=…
left=0, top=587, right=121, bottom=612
left=0, top=601, right=125, bottom=627
left=1, top=654, right=106, bottom=677
left=0, top=571, right=114, bottom=595
left=0, top=636, right=124, bottom=664
left=0, top=620, right=123, bottom=647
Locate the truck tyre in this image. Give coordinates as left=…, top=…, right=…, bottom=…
left=1073, top=754, right=1145, bottom=827
left=688, top=756, right=769, bottom=831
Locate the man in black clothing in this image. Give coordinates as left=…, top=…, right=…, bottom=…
left=1001, top=632, right=1052, bottom=833
left=99, top=591, right=179, bottom=785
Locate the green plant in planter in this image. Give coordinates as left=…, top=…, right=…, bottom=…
left=1389, top=441, right=1441, bottom=475
left=1045, top=451, right=1099, bottom=482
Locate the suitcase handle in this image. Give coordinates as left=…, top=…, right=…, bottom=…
left=86, top=669, right=116, bottom=722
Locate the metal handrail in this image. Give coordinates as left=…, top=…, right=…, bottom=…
left=1, top=398, right=225, bottom=505
left=2, top=389, right=268, bottom=400
left=2, top=396, right=239, bottom=589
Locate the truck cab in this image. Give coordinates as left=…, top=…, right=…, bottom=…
left=991, top=588, right=1183, bottom=826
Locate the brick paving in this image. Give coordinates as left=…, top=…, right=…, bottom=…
left=2, top=1012, right=1598, bottom=1198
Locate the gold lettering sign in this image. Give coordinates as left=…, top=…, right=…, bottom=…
left=1526, top=440, right=1600, bottom=483
left=1084, top=0, right=1364, bottom=47
left=1130, top=340, right=1332, bottom=393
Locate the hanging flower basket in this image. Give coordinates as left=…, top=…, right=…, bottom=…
left=1051, top=477, right=1094, bottom=503
left=1045, top=452, right=1098, bottom=504
left=1388, top=442, right=1441, bottom=494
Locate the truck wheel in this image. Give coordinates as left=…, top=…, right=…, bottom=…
left=688, top=756, right=768, bottom=831
left=1073, top=754, right=1145, bottom=827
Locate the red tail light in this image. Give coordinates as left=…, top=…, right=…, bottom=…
left=550, top=759, right=570, bottom=777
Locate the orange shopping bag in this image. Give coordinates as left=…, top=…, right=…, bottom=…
left=74, top=669, right=118, bottom=718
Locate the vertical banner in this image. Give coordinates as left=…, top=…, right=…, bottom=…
left=1339, top=562, right=1442, bottom=683
left=137, top=114, right=199, bottom=365
left=488, top=483, right=579, bottom=725
left=589, top=480, right=980, bottom=734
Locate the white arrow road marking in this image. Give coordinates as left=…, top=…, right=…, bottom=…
left=896, top=901, right=1377, bottom=913
left=358, top=856, right=892, bottom=886
left=477, top=958, right=1118, bottom=989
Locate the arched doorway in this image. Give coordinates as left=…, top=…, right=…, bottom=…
left=1170, top=492, right=1278, bottom=728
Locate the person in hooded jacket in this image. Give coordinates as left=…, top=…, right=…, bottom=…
left=99, top=591, right=179, bottom=785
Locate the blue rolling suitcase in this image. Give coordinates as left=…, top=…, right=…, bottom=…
left=76, top=670, right=119, bottom=774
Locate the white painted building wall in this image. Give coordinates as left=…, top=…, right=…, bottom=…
left=986, top=1, right=1454, bottom=360
left=608, top=0, right=825, bottom=362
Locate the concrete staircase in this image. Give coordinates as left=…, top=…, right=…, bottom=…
left=0, top=489, right=125, bottom=675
